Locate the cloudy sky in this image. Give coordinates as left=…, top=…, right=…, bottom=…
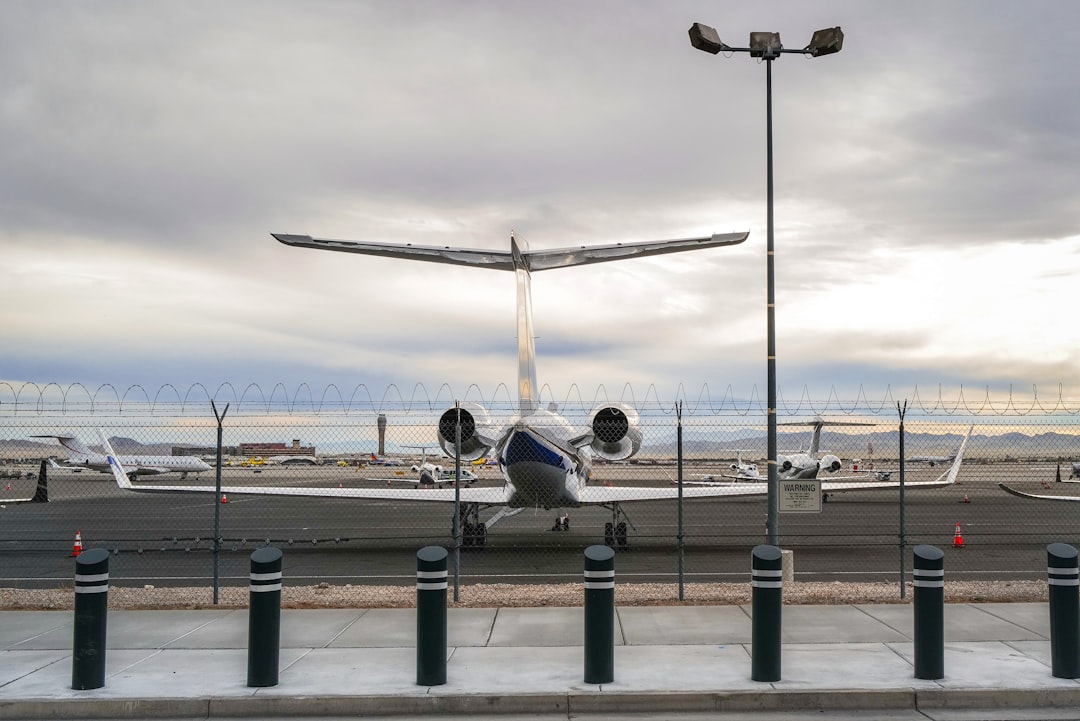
left=3, top=0, right=1080, bottom=410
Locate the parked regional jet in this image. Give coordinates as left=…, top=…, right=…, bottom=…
left=101, top=228, right=964, bottom=548
left=33, top=433, right=211, bottom=481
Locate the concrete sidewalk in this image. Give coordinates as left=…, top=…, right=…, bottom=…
left=3, top=602, right=1080, bottom=719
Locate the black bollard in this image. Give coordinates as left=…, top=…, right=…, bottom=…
left=913, top=544, right=944, bottom=680
left=247, top=546, right=282, bottom=687
left=751, top=544, right=782, bottom=682
left=72, top=548, right=110, bottom=690
left=583, top=544, right=616, bottom=684
left=1048, top=543, right=1080, bottom=679
left=416, top=546, right=448, bottom=686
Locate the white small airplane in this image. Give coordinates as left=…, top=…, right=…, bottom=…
left=408, top=464, right=479, bottom=487
left=101, top=228, right=966, bottom=548
left=687, top=451, right=759, bottom=484
left=367, top=453, right=405, bottom=466
left=773, top=416, right=880, bottom=480
left=907, top=449, right=960, bottom=467
left=33, top=433, right=212, bottom=481
left=691, top=418, right=878, bottom=483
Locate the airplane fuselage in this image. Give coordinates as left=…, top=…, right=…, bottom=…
left=60, top=453, right=211, bottom=477
left=498, top=409, right=591, bottom=509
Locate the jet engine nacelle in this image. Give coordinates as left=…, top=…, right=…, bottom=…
left=819, top=454, right=842, bottom=474
left=586, top=402, right=642, bottom=462
left=437, top=402, right=496, bottom=462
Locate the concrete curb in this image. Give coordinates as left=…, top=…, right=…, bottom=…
left=9, top=687, right=1080, bottom=719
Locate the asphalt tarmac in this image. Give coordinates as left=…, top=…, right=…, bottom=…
left=2, top=462, right=1078, bottom=589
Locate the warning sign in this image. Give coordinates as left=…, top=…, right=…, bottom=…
left=779, top=479, right=821, bottom=513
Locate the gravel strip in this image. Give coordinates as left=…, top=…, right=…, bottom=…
left=0, top=580, right=1049, bottom=610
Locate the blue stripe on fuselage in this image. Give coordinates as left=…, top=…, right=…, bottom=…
left=502, top=430, right=570, bottom=471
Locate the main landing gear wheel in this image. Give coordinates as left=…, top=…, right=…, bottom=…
left=456, top=502, right=487, bottom=548
left=603, top=504, right=633, bottom=550
left=615, top=522, right=628, bottom=549
left=462, top=521, right=487, bottom=547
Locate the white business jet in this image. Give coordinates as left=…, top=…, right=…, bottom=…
left=33, top=433, right=211, bottom=481
left=101, top=228, right=964, bottom=548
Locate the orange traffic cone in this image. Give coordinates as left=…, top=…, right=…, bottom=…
left=5, top=482, right=10, bottom=491
left=959, top=494, right=970, bottom=503
left=70, top=530, right=83, bottom=557
left=952, top=522, right=964, bottom=548
left=220, top=494, right=228, bottom=504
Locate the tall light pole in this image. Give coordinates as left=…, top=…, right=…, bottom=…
left=689, top=23, right=843, bottom=547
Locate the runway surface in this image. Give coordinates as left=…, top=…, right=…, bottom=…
left=2, top=462, right=1077, bottom=589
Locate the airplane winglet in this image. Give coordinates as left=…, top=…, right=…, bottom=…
left=98, top=429, right=132, bottom=489
left=935, top=424, right=973, bottom=487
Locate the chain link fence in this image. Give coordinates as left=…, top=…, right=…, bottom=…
left=3, top=383, right=1080, bottom=606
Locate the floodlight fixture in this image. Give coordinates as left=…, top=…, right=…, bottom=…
left=688, top=22, right=725, bottom=54
left=806, top=26, right=844, bottom=57
left=748, top=32, right=782, bottom=58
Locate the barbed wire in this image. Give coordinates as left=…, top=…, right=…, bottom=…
left=3, top=381, right=1080, bottom=418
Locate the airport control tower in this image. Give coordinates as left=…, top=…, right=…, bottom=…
left=377, top=414, right=386, bottom=456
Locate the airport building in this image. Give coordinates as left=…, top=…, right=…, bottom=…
left=238, top=439, right=316, bottom=457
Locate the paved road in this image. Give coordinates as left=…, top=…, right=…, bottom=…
left=2, top=463, right=1077, bottom=588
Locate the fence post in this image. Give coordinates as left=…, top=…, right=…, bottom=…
left=751, top=544, right=782, bottom=682
left=913, top=544, right=944, bottom=680
left=247, top=546, right=282, bottom=687
left=1048, top=543, right=1080, bottom=679
left=72, top=548, right=110, bottom=690
left=583, top=544, right=615, bottom=684
left=416, top=545, right=448, bottom=686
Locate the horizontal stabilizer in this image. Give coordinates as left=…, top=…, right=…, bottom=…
left=273, top=232, right=749, bottom=272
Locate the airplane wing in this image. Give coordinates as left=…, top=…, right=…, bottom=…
left=98, top=431, right=507, bottom=504
left=576, top=458, right=963, bottom=503
left=998, top=483, right=1080, bottom=502
left=819, top=424, right=971, bottom=493
left=578, top=482, right=771, bottom=503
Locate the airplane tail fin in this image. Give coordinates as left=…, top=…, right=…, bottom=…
left=31, top=434, right=94, bottom=457
left=98, top=429, right=133, bottom=489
